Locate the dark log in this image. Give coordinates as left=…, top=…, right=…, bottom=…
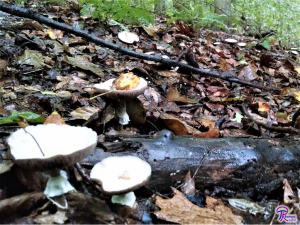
left=84, top=130, right=300, bottom=199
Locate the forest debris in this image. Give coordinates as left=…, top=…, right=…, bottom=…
left=154, top=188, right=243, bottom=224
left=34, top=210, right=67, bottom=224
left=0, top=192, right=47, bottom=220
left=160, top=113, right=201, bottom=135
left=17, top=49, right=45, bottom=68
left=70, top=106, right=100, bottom=120
left=62, top=55, right=103, bottom=76
left=166, top=87, right=198, bottom=104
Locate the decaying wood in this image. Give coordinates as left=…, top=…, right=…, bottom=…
left=0, top=192, right=47, bottom=222
left=84, top=130, right=300, bottom=199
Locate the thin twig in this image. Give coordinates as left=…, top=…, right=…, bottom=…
left=74, top=163, right=103, bottom=194
left=242, top=103, right=300, bottom=134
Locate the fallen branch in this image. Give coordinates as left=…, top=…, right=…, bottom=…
left=0, top=2, right=277, bottom=91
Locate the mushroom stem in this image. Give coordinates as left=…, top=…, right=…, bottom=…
left=115, top=100, right=130, bottom=125
left=44, top=169, right=75, bottom=209
left=111, top=191, right=136, bottom=207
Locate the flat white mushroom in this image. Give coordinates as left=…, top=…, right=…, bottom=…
left=8, top=124, right=97, bottom=170
left=291, top=51, right=298, bottom=55
left=90, top=156, right=151, bottom=207
left=225, top=38, right=238, bottom=44
left=238, top=42, right=247, bottom=47
left=94, top=78, right=147, bottom=125
left=7, top=124, right=97, bottom=208
left=118, top=31, right=139, bottom=44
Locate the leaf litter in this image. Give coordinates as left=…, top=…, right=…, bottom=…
left=1, top=0, right=300, bottom=224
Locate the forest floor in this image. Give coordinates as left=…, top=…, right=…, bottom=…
left=1, top=0, right=300, bottom=224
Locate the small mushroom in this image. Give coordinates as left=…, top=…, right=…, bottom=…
left=118, top=31, right=139, bottom=44
left=94, top=77, right=147, bottom=125
left=7, top=124, right=97, bottom=208
left=225, top=38, right=238, bottom=44
left=90, top=156, right=151, bottom=207
left=238, top=42, right=247, bottom=47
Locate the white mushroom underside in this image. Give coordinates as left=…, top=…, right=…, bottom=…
left=90, top=156, right=151, bottom=193
left=8, top=124, right=97, bottom=159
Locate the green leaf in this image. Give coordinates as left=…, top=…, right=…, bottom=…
left=259, top=39, right=271, bottom=50
left=41, top=91, right=57, bottom=95
left=0, top=111, right=46, bottom=125
left=18, top=112, right=46, bottom=123
left=230, top=112, right=244, bottom=123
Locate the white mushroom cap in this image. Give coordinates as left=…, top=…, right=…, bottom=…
left=225, top=38, right=238, bottom=44
left=90, top=156, right=151, bottom=195
left=118, top=31, right=139, bottom=44
left=94, top=78, right=148, bottom=99
left=238, top=42, right=247, bottom=47
left=7, top=124, right=97, bottom=171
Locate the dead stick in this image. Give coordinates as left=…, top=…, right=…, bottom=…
left=242, top=103, right=300, bottom=134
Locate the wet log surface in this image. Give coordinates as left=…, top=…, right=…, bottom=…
left=84, top=130, right=300, bottom=199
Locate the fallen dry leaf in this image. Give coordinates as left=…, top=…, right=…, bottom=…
left=238, top=64, right=258, bottom=81
left=154, top=188, right=243, bottom=224
left=70, top=106, right=99, bottom=120
left=161, top=113, right=201, bottom=135
left=44, top=111, right=66, bottom=125
left=193, top=128, right=220, bottom=138
left=181, top=171, right=195, bottom=195
left=283, top=179, right=296, bottom=204
left=46, top=28, right=64, bottom=39
left=166, top=87, right=198, bottom=104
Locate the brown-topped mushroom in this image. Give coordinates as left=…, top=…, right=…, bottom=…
left=90, top=156, right=151, bottom=207
left=94, top=76, right=147, bottom=125
left=7, top=124, right=97, bottom=208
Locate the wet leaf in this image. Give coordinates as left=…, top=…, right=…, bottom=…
left=142, top=24, right=160, bottom=37
left=46, top=28, right=64, bottom=39
left=283, top=179, right=296, bottom=204
left=194, top=128, right=220, bottom=138
left=70, top=106, right=100, bottom=120
left=63, top=55, right=103, bottom=76
left=166, top=87, right=198, bottom=104
left=154, top=188, right=242, bottom=224
left=238, top=65, right=258, bottom=81
left=280, top=87, right=300, bottom=102
left=161, top=113, right=201, bottom=135
left=144, top=87, right=163, bottom=103
left=44, top=111, right=66, bottom=125
left=228, top=199, right=269, bottom=216
left=181, top=171, right=195, bottom=195
left=194, top=118, right=215, bottom=128
left=259, top=39, right=271, bottom=50
left=0, top=111, right=46, bottom=125
left=295, top=67, right=300, bottom=74
left=34, top=210, right=67, bottom=224
left=41, top=91, right=57, bottom=95
left=17, top=49, right=45, bottom=69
